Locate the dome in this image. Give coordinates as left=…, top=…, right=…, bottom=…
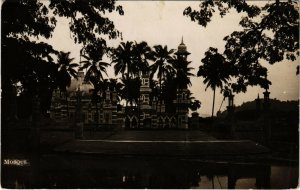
left=67, top=71, right=93, bottom=94
left=178, top=41, right=187, bottom=53
left=175, top=37, right=190, bottom=55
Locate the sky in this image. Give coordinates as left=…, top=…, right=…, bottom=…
left=47, top=1, right=299, bottom=117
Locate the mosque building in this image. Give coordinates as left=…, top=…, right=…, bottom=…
left=50, top=38, right=191, bottom=129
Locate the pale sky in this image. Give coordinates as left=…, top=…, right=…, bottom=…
left=46, top=1, right=299, bottom=117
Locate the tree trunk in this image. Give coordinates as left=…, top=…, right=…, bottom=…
left=218, top=97, right=225, bottom=113
left=95, top=100, right=99, bottom=126
left=176, top=88, right=180, bottom=128
left=126, top=73, right=130, bottom=108
left=159, top=76, right=162, bottom=128
left=211, top=87, right=216, bottom=118
left=65, top=91, right=69, bottom=119
left=137, top=74, right=141, bottom=128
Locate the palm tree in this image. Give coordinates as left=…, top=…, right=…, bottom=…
left=172, top=57, right=194, bottom=89
left=80, top=54, right=110, bottom=83
left=167, top=57, right=194, bottom=124
left=79, top=53, right=110, bottom=125
left=112, top=41, right=135, bottom=78
left=150, top=45, right=175, bottom=88
left=57, top=51, right=79, bottom=117
left=57, top=51, right=78, bottom=91
left=120, top=77, right=141, bottom=107
left=132, top=41, right=153, bottom=75
left=150, top=45, right=175, bottom=117
left=111, top=41, right=135, bottom=106
left=218, top=86, right=232, bottom=113
left=161, top=73, right=177, bottom=113
left=197, top=47, right=232, bottom=118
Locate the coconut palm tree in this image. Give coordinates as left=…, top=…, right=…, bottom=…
left=79, top=53, right=110, bottom=125
left=112, top=41, right=135, bottom=78
left=150, top=45, right=175, bottom=88
left=111, top=41, right=135, bottom=106
left=120, top=76, right=141, bottom=107
left=132, top=41, right=154, bottom=76
left=80, top=54, right=110, bottom=83
left=57, top=51, right=79, bottom=117
left=171, top=57, right=194, bottom=89
left=57, top=51, right=78, bottom=91
left=197, top=47, right=232, bottom=118
left=165, top=56, right=194, bottom=118
left=150, top=45, right=175, bottom=116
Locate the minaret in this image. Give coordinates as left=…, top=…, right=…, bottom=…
left=173, top=37, right=190, bottom=129
left=175, top=36, right=190, bottom=61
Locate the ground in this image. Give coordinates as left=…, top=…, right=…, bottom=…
left=2, top=123, right=298, bottom=189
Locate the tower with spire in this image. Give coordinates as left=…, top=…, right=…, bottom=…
left=175, top=36, right=190, bottom=61
left=173, top=37, right=190, bottom=129
left=121, top=37, right=193, bottom=129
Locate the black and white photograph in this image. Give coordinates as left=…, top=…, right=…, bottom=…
left=1, top=0, right=299, bottom=188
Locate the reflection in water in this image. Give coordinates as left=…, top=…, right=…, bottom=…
left=2, top=154, right=298, bottom=189
left=271, top=166, right=299, bottom=189
left=235, top=178, right=256, bottom=189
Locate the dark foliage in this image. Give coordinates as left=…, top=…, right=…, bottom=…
left=189, top=100, right=201, bottom=112
left=2, top=0, right=123, bottom=121
left=198, top=48, right=232, bottom=117
left=184, top=0, right=298, bottom=93
left=184, top=0, right=260, bottom=27
left=49, top=0, right=123, bottom=59
left=198, top=48, right=232, bottom=91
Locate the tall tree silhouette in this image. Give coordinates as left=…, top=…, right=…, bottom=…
left=80, top=53, right=110, bottom=124
left=167, top=57, right=194, bottom=116
left=2, top=0, right=124, bottom=122
left=112, top=41, right=135, bottom=78
left=150, top=45, right=174, bottom=114
left=132, top=41, right=153, bottom=76
left=171, top=57, right=194, bottom=89
left=184, top=0, right=298, bottom=92
left=57, top=51, right=78, bottom=117
left=111, top=41, right=135, bottom=106
left=198, top=48, right=231, bottom=118
left=57, top=51, right=78, bottom=92
left=2, top=0, right=57, bottom=121
left=80, top=54, right=110, bottom=83
left=49, top=0, right=124, bottom=63
left=120, top=77, right=141, bottom=107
